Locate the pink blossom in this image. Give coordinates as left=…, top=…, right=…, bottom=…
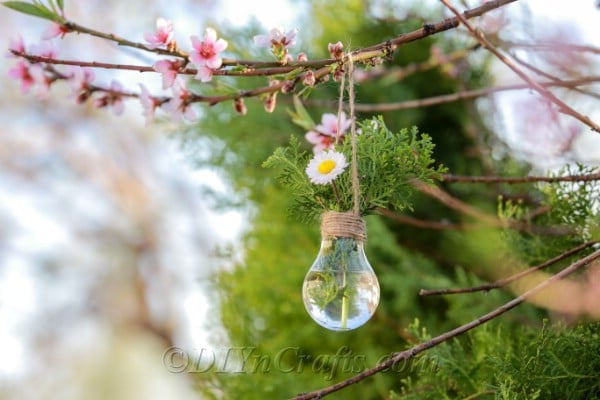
left=7, top=35, right=25, bottom=57
left=316, top=112, right=352, bottom=137
left=162, top=79, right=197, bottom=121
left=139, top=84, right=160, bottom=124
left=189, top=28, right=228, bottom=69
left=42, top=22, right=71, bottom=40
left=254, top=28, right=298, bottom=62
left=94, top=80, right=125, bottom=115
left=144, top=18, right=174, bottom=49
left=305, top=130, right=336, bottom=153
left=67, top=66, right=95, bottom=90
left=153, top=59, right=181, bottom=89
left=29, top=41, right=58, bottom=59
left=195, top=65, right=214, bottom=82
left=253, top=28, right=297, bottom=49
left=8, top=61, right=35, bottom=94
left=28, top=65, right=51, bottom=99
left=66, top=66, right=95, bottom=103
left=304, top=112, right=353, bottom=152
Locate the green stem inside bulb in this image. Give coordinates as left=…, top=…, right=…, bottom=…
left=341, top=267, right=348, bottom=330
left=340, top=243, right=349, bottom=330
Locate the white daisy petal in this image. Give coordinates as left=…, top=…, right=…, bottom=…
left=305, top=150, right=348, bottom=185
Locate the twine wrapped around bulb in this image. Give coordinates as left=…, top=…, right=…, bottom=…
left=320, top=211, right=366, bottom=241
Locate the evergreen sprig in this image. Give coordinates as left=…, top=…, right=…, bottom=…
left=262, top=116, right=446, bottom=222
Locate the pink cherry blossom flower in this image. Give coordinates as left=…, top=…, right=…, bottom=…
left=316, top=112, right=352, bottom=137
left=42, top=22, right=71, bottom=40
left=195, top=65, right=214, bottom=83
left=29, top=41, right=58, bottom=59
left=254, top=28, right=298, bottom=62
left=28, top=65, right=51, bottom=99
left=144, top=18, right=174, bottom=49
left=94, top=80, right=125, bottom=115
left=162, top=79, right=197, bottom=121
left=253, top=28, right=297, bottom=49
left=189, top=28, right=228, bottom=69
left=66, top=66, right=95, bottom=103
left=305, top=130, right=336, bottom=153
left=139, top=84, right=160, bottom=124
left=7, top=35, right=25, bottom=57
left=304, top=112, right=353, bottom=152
left=8, top=61, right=35, bottom=94
left=153, top=59, right=181, bottom=89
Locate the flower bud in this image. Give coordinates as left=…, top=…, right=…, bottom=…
left=303, top=70, right=316, bottom=87
left=297, top=52, right=308, bottom=62
left=328, top=41, right=344, bottom=59
left=234, top=97, right=247, bottom=115
left=332, top=66, right=344, bottom=82
left=281, top=80, right=296, bottom=94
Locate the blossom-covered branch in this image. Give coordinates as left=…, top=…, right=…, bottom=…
left=4, top=0, right=518, bottom=122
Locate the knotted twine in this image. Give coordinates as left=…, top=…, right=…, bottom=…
left=321, top=53, right=366, bottom=241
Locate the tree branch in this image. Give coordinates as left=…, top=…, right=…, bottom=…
left=303, top=77, right=600, bottom=112
left=442, top=172, right=600, bottom=184
left=419, top=240, right=598, bottom=296
left=10, top=0, right=519, bottom=109
left=440, top=0, right=600, bottom=132
left=291, top=249, right=600, bottom=399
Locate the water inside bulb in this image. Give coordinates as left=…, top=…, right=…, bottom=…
left=302, top=237, right=380, bottom=331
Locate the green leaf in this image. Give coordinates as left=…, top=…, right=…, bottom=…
left=56, top=0, right=63, bottom=11
left=3, top=1, right=59, bottom=21
left=286, top=95, right=315, bottom=131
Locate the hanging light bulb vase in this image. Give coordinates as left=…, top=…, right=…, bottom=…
left=303, top=211, right=380, bottom=331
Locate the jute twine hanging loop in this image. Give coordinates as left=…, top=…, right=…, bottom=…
left=320, top=53, right=366, bottom=241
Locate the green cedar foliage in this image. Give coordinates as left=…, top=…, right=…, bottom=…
left=187, top=2, right=599, bottom=399
left=263, top=117, right=446, bottom=222
left=396, top=321, right=600, bottom=400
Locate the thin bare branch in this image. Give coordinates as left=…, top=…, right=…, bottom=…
left=376, top=207, right=467, bottom=230
left=410, top=179, right=574, bottom=235
left=442, top=172, right=600, bottom=184
left=440, top=0, right=600, bottom=132
left=420, top=240, right=599, bottom=296
left=304, top=77, right=600, bottom=112
left=291, top=249, right=600, bottom=399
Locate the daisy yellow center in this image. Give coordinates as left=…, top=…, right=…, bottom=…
left=318, top=159, right=336, bottom=174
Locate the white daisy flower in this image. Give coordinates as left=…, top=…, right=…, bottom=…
left=305, top=150, right=348, bottom=185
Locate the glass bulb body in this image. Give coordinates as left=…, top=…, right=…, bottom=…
left=302, top=236, right=380, bottom=331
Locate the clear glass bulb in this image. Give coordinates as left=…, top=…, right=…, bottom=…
left=302, top=236, right=380, bottom=331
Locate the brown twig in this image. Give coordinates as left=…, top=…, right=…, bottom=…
left=440, top=0, right=600, bottom=132
left=442, top=172, right=600, bottom=184
left=419, top=240, right=599, bottom=296
left=304, top=77, right=600, bottom=112
left=376, top=207, right=466, bottom=230
left=291, top=249, right=600, bottom=399
left=509, top=54, right=600, bottom=101
left=502, top=41, right=600, bottom=55
left=410, top=179, right=574, bottom=235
